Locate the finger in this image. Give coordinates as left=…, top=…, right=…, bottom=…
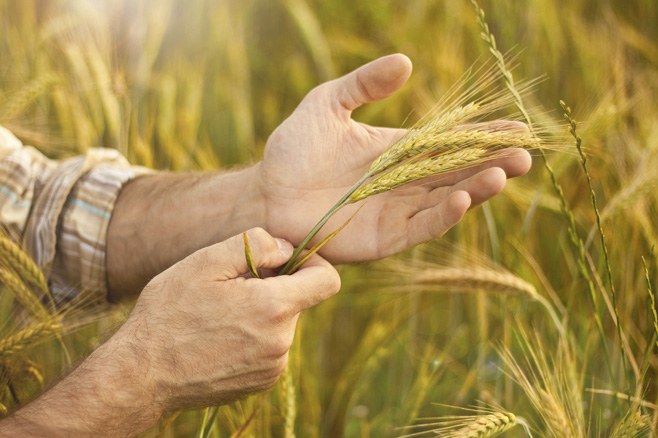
left=331, top=53, right=412, bottom=113
left=420, top=167, right=507, bottom=210
left=452, top=167, right=507, bottom=207
left=275, top=254, right=341, bottom=314
left=404, top=190, right=471, bottom=248
left=192, top=228, right=294, bottom=280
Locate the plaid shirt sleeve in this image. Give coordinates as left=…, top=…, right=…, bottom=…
left=0, top=126, right=149, bottom=302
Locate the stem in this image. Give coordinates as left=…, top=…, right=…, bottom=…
left=279, top=173, right=371, bottom=275
left=562, top=101, right=631, bottom=392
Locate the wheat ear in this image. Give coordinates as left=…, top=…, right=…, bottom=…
left=369, top=102, right=482, bottom=172
left=0, top=320, right=63, bottom=359
left=279, top=365, right=296, bottom=438
left=352, top=148, right=487, bottom=202
left=399, top=407, right=529, bottom=438
left=561, top=100, right=630, bottom=385
left=470, top=0, right=620, bottom=383
left=610, top=409, right=651, bottom=438
left=0, top=267, right=50, bottom=321
left=0, top=233, right=48, bottom=293
left=449, top=412, right=519, bottom=438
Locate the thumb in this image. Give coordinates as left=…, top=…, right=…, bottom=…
left=321, top=53, right=412, bottom=113
left=191, top=228, right=293, bottom=280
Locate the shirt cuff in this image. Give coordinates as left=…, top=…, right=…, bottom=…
left=48, top=156, right=149, bottom=302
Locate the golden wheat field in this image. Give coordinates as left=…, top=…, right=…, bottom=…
left=1, top=0, right=657, bottom=436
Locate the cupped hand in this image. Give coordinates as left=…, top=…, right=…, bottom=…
left=116, top=228, right=340, bottom=410
left=260, top=54, right=532, bottom=263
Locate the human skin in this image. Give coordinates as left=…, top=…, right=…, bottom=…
left=0, top=54, right=531, bottom=436
left=0, top=229, right=341, bottom=437
left=106, top=54, right=531, bottom=300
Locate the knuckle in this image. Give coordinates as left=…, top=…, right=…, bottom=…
left=266, top=301, right=292, bottom=325
left=303, top=84, right=329, bottom=103
left=316, top=267, right=341, bottom=297
left=273, top=354, right=289, bottom=376
left=248, top=227, right=270, bottom=242
left=326, top=269, right=342, bottom=295
left=267, top=334, right=292, bottom=359
left=246, top=227, right=279, bottom=258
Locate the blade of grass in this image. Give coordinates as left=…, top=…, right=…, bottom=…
left=243, top=232, right=260, bottom=279
left=642, top=256, right=658, bottom=351
left=287, top=206, right=362, bottom=274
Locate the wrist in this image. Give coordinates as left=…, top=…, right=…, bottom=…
left=2, top=328, right=163, bottom=437
left=209, top=162, right=267, bottom=233
left=80, top=331, right=164, bottom=429
left=107, top=163, right=266, bottom=299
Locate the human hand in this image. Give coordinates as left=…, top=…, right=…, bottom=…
left=112, top=227, right=340, bottom=410
left=259, top=54, right=532, bottom=263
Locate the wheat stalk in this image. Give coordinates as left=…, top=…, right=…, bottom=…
left=561, top=100, right=630, bottom=387
left=642, top=256, right=658, bottom=350
left=470, top=0, right=623, bottom=388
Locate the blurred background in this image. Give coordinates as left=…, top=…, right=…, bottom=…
left=1, top=0, right=657, bottom=436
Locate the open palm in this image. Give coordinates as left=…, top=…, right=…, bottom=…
left=260, top=54, right=531, bottom=264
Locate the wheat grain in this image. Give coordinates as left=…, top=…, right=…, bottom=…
left=374, top=248, right=565, bottom=334
left=0, top=73, right=60, bottom=120
left=369, top=103, right=481, bottom=173
left=351, top=148, right=488, bottom=202
left=537, top=389, right=573, bottom=437
left=446, top=411, right=517, bottom=438
left=410, top=267, right=537, bottom=297
left=610, top=409, right=651, bottom=438
left=500, top=336, right=586, bottom=438
left=0, top=320, right=62, bottom=359
left=0, top=267, right=50, bottom=321
left=398, top=407, right=525, bottom=438
left=0, top=233, right=48, bottom=293
left=366, top=126, right=538, bottom=187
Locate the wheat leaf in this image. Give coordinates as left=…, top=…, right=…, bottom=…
left=243, top=232, right=260, bottom=279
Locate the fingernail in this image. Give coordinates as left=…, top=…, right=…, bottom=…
left=275, top=238, right=293, bottom=256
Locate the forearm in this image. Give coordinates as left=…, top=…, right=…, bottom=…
left=107, top=164, right=265, bottom=300
left=0, top=336, right=161, bottom=437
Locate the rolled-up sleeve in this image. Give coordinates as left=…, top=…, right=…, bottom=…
left=0, top=126, right=148, bottom=301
